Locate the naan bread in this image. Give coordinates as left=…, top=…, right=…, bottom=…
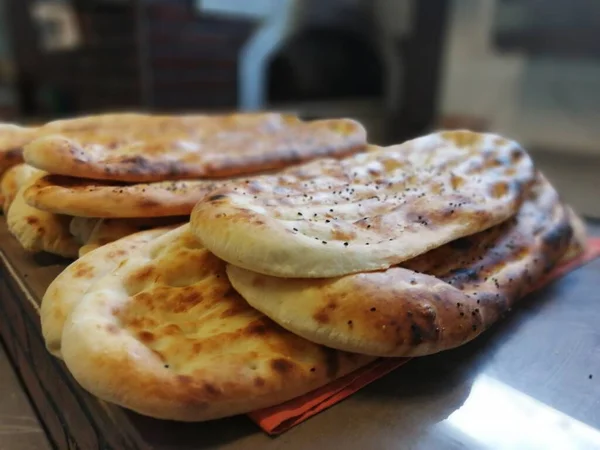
left=227, top=176, right=572, bottom=357
left=24, top=175, right=223, bottom=218
left=41, top=227, right=174, bottom=358
left=60, top=225, right=372, bottom=421
left=7, top=174, right=80, bottom=258
left=76, top=216, right=187, bottom=256
left=192, top=130, right=536, bottom=278
left=23, top=113, right=366, bottom=182
left=1, top=164, right=42, bottom=213
left=0, top=124, right=37, bottom=174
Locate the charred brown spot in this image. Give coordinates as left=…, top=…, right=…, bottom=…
left=313, top=310, right=330, bottom=324
left=137, top=330, right=155, bottom=343
left=128, top=265, right=154, bottom=283
left=208, top=194, right=227, bottom=202
left=270, top=358, right=295, bottom=374
left=73, top=263, right=94, bottom=279
left=330, top=226, right=356, bottom=241
left=254, top=377, right=266, bottom=387
left=246, top=321, right=270, bottom=336
left=450, top=174, right=465, bottom=190
left=171, top=289, right=203, bottom=313
left=26, top=216, right=39, bottom=225
left=490, top=181, right=509, bottom=198
left=203, top=383, right=219, bottom=396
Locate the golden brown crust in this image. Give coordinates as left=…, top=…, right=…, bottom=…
left=0, top=124, right=38, bottom=174
left=227, top=175, right=572, bottom=357
left=7, top=173, right=80, bottom=258
left=23, top=113, right=367, bottom=182
left=41, top=227, right=175, bottom=358
left=192, top=130, right=536, bottom=278
left=60, top=225, right=372, bottom=421
left=1, top=164, right=43, bottom=213
left=24, top=175, right=226, bottom=218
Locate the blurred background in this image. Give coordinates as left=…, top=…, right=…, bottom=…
left=0, top=0, right=598, bottom=216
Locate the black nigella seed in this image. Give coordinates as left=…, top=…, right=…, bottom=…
left=344, top=242, right=349, bottom=246
left=589, top=374, right=593, bottom=379
left=298, top=212, right=303, bottom=216
left=310, top=367, right=316, bottom=372
left=370, top=307, right=376, bottom=312
left=326, top=219, right=330, bottom=223
left=330, top=209, right=334, bottom=212
left=293, top=228, right=298, bottom=232
left=322, top=241, right=327, bottom=244
left=164, top=364, right=170, bottom=368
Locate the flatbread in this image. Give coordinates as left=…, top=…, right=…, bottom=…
left=0, top=124, right=37, bottom=174
left=227, top=175, right=572, bottom=357
left=76, top=216, right=187, bottom=256
left=23, top=113, right=366, bottom=182
left=59, top=225, right=372, bottom=421
left=41, top=227, right=174, bottom=358
left=1, top=164, right=43, bottom=213
left=7, top=173, right=80, bottom=258
left=192, top=130, right=536, bottom=278
left=23, top=175, right=224, bottom=218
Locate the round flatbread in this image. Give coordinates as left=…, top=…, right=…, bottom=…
left=23, top=113, right=366, bottom=182
left=227, top=176, right=572, bottom=357
left=60, top=225, right=372, bottom=421
left=24, top=175, right=224, bottom=218
left=192, top=130, right=536, bottom=278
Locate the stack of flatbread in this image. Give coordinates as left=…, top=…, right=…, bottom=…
left=37, top=128, right=585, bottom=422
left=1, top=112, right=366, bottom=257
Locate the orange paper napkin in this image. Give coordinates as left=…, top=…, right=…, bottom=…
left=248, top=237, right=600, bottom=435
